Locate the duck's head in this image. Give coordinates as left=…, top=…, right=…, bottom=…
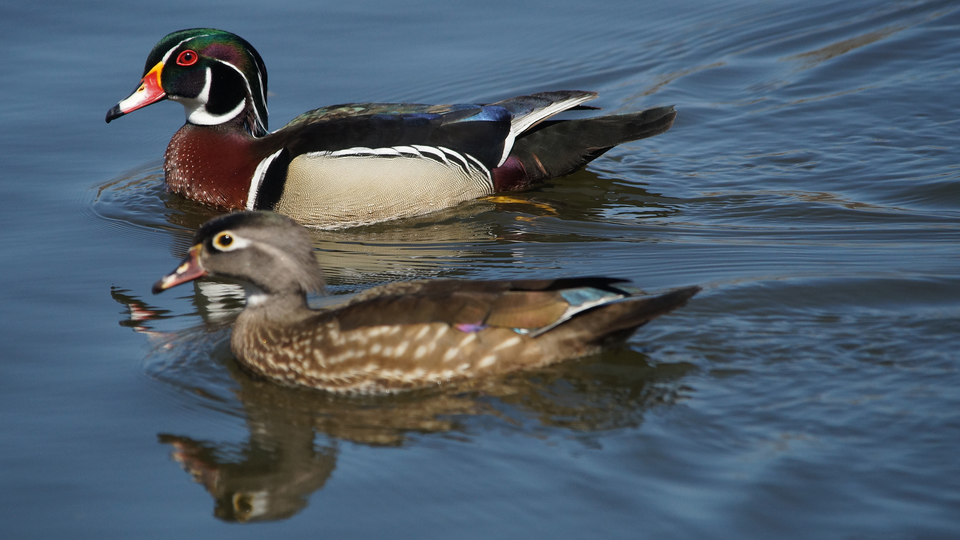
left=153, top=211, right=325, bottom=303
left=107, top=28, right=269, bottom=136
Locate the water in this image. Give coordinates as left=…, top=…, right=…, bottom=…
left=2, top=0, right=959, bottom=537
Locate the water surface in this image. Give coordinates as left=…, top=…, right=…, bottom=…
left=2, top=0, right=959, bottom=538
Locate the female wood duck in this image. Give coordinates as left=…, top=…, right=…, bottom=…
left=153, top=211, right=700, bottom=394
left=108, top=28, right=677, bottom=228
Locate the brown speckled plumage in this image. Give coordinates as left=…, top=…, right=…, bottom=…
left=232, top=316, right=548, bottom=393
left=154, top=211, right=699, bottom=394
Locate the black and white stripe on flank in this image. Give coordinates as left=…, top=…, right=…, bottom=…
left=246, top=148, right=285, bottom=210
left=322, top=145, right=491, bottom=177
left=246, top=145, right=493, bottom=210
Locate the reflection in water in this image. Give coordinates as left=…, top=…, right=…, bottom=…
left=91, top=162, right=680, bottom=286
left=158, top=433, right=337, bottom=523
left=113, top=288, right=694, bottom=522
left=785, top=26, right=902, bottom=70
left=101, top=157, right=692, bottom=522
left=48, top=0, right=960, bottom=534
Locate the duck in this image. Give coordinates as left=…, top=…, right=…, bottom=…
left=107, top=28, right=677, bottom=229
left=152, top=211, right=700, bottom=394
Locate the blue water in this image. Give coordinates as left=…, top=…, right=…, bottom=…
left=2, top=0, right=959, bottom=538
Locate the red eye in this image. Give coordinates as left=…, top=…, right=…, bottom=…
left=176, top=50, right=198, bottom=66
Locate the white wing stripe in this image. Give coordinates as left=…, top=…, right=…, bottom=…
left=497, top=93, right=597, bottom=166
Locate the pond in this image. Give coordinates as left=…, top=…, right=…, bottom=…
left=2, top=0, right=958, bottom=537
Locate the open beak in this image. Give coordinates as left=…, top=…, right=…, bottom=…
left=106, top=61, right=167, bottom=123
left=153, top=244, right=207, bottom=294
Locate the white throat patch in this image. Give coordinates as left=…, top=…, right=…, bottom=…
left=173, top=67, right=246, bottom=126
left=243, top=284, right=271, bottom=307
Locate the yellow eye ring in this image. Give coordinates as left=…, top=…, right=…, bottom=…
left=214, top=231, right=234, bottom=249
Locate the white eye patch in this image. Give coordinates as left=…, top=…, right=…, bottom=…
left=211, top=231, right=252, bottom=251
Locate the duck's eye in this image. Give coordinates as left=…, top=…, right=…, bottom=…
left=176, top=50, right=198, bottom=66
left=213, top=232, right=234, bottom=249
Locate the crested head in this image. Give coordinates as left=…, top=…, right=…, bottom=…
left=192, top=211, right=325, bottom=299
left=120, top=28, right=269, bottom=135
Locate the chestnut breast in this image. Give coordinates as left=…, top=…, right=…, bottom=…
left=164, top=124, right=265, bottom=210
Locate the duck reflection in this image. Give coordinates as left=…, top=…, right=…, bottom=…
left=104, top=160, right=688, bottom=522
left=93, top=164, right=682, bottom=287
left=113, top=288, right=694, bottom=523
left=156, top=432, right=335, bottom=523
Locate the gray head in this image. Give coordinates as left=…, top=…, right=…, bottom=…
left=154, top=211, right=325, bottom=299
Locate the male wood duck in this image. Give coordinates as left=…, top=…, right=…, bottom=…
left=108, top=28, right=677, bottom=228
left=153, top=211, right=699, bottom=394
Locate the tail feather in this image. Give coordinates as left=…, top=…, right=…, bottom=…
left=537, top=285, right=699, bottom=358
left=493, top=105, right=677, bottom=190
left=492, top=91, right=598, bottom=132
left=492, top=91, right=599, bottom=166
